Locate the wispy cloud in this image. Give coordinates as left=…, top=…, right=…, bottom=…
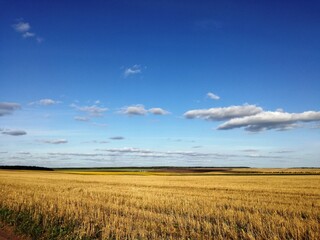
left=207, top=92, right=220, bottom=100
left=29, top=99, right=61, bottom=106
left=184, top=104, right=263, bottom=121
left=48, top=152, right=104, bottom=157
left=71, top=104, right=108, bottom=117
left=96, top=147, right=285, bottom=161
left=18, top=152, right=31, bottom=155
left=270, top=150, right=294, bottom=154
left=123, top=65, right=142, bottom=78
left=217, top=110, right=320, bottom=132
left=12, top=20, right=43, bottom=43
left=109, top=136, right=125, bottom=140
left=39, top=139, right=68, bottom=144
left=0, top=102, right=21, bottom=116
left=1, top=129, right=27, bottom=136
left=74, top=116, right=90, bottom=122
left=241, top=149, right=260, bottom=153
left=92, top=122, right=108, bottom=127
left=98, top=148, right=152, bottom=154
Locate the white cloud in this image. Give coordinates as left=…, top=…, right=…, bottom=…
left=207, top=92, right=220, bottom=100
left=184, top=104, right=263, bottom=121
left=22, top=32, right=35, bottom=38
left=30, top=99, right=61, bottom=106
left=74, top=116, right=90, bottom=122
left=0, top=102, right=21, bottom=116
left=40, top=139, right=68, bottom=144
left=99, top=148, right=152, bottom=154
left=12, top=21, right=30, bottom=32
left=120, top=104, right=147, bottom=116
left=12, top=20, right=43, bottom=43
left=120, top=105, right=170, bottom=116
left=1, top=129, right=27, bottom=136
left=124, top=65, right=142, bottom=78
left=71, top=104, right=108, bottom=117
left=48, top=152, right=104, bottom=157
left=148, top=108, right=170, bottom=115
left=217, top=111, right=320, bottom=132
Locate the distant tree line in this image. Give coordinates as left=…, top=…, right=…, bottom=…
left=0, top=165, right=54, bottom=171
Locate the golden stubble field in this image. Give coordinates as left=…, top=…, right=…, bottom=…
left=0, top=170, right=319, bottom=239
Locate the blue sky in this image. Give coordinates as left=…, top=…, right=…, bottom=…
left=1, top=0, right=320, bottom=167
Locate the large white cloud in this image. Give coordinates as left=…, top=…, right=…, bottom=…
left=217, top=111, right=320, bottom=132
left=0, top=102, right=21, bottom=116
left=184, top=104, right=263, bottom=121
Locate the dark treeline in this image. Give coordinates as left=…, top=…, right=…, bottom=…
left=0, top=165, right=54, bottom=171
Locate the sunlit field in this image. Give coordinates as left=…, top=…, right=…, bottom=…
left=0, top=169, right=320, bottom=239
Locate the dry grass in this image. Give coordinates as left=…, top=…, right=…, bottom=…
left=0, top=170, right=319, bottom=239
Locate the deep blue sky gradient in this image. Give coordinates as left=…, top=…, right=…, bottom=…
left=1, top=0, right=320, bottom=167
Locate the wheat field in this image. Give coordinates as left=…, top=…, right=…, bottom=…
left=0, top=170, right=319, bottom=239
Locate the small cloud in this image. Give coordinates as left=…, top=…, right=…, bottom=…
left=124, top=65, right=142, bottom=78
left=12, top=21, right=30, bottom=32
left=148, top=108, right=170, bottom=115
left=30, top=99, right=61, bottom=106
left=12, top=20, right=43, bottom=43
left=109, top=136, right=125, bottom=140
left=119, top=105, right=169, bottom=116
left=207, top=92, right=220, bottom=100
left=120, top=104, right=147, bottom=116
left=74, top=116, right=90, bottom=122
left=22, top=32, right=35, bottom=38
left=36, top=37, right=44, bottom=43
left=39, top=139, right=68, bottom=144
left=0, top=102, right=21, bottom=116
left=92, top=122, right=108, bottom=127
left=71, top=104, right=108, bottom=117
left=2, top=129, right=27, bottom=136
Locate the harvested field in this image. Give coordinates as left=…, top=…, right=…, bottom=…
left=0, top=170, right=319, bottom=239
